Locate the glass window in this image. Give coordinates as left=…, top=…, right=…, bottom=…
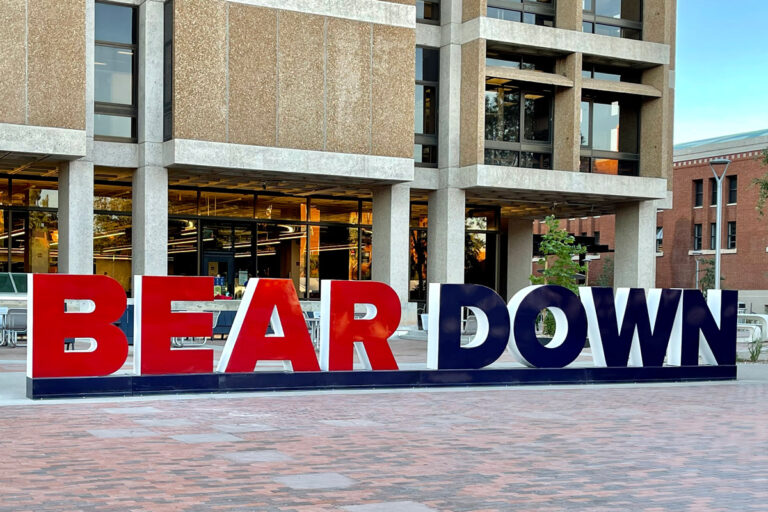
left=484, top=148, right=519, bottom=167
left=309, top=198, right=359, bottom=224
left=169, top=189, right=198, bottom=216
left=523, top=92, right=551, bottom=142
left=416, top=0, right=440, bottom=23
left=487, top=0, right=555, bottom=27
left=415, top=47, right=439, bottom=168
left=656, top=226, right=662, bottom=252
left=308, top=225, right=359, bottom=298
left=710, top=178, right=718, bottom=206
left=485, top=83, right=520, bottom=143
left=94, top=214, right=132, bottom=291
left=488, top=6, right=522, bottom=22
left=256, top=195, right=307, bottom=221
left=693, top=180, right=703, bottom=207
left=583, top=0, right=642, bottom=39
left=361, top=201, right=372, bottom=226
left=95, top=2, right=137, bottom=141
left=580, top=97, right=640, bottom=174
left=257, top=223, right=307, bottom=297
left=202, top=223, right=233, bottom=252
left=410, top=203, right=428, bottom=228
left=728, top=176, right=738, bottom=204
left=465, top=232, right=498, bottom=290
left=580, top=101, right=590, bottom=146
left=198, top=191, right=254, bottom=218
left=466, top=208, right=498, bottom=230
left=592, top=101, right=620, bottom=151
left=693, top=224, right=702, bottom=251
left=409, top=229, right=428, bottom=303
left=12, top=179, right=58, bottom=207
left=727, top=222, right=736, bottom=249
left=164, top=0, right=174, bottom=141
left=168, top=219, right=199, bottom=277
left=94, top=183, right=132, bottom=212
left=710, top=223, right=716, bottom=250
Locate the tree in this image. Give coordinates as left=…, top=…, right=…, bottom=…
left=591, top=255, right=614, bottom=288
left=697, top=258, right=724, bottom=295
left=530, top=215, right=587, bottom=294
left=751, top=148, right=768, bottom=215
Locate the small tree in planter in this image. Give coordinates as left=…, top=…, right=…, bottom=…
left=530, top=215, right=587, bottom=335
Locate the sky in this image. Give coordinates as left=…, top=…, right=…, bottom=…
left=674, top=0, right=768, bottom=144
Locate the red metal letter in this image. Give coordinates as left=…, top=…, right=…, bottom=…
left=29, top=274, right=128, bottom=378
left=134, top=276, right=214, bottom=375
left=217, top=279, right=320, bottom=372
left=319, top=280, right=400, bottom=371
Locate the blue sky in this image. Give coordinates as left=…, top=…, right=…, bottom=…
left=674, top=0, right=768, bottom=143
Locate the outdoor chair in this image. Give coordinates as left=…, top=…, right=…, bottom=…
left=172, top=310, right=221, bottom=348
left=4, top=308, right=27, bottom=348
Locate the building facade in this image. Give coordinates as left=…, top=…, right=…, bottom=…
left=0, top=0, right=675, bottom=317
left=656, top=129, right=768, bottom=307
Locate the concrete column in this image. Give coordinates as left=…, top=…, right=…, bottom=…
left=553, top=52, right=582, bottom=172
left=372, top=183, right=411, bottom=305
left=59, top=160, right=94, bottom=274
left=439, top=0, right=463, bottom=170
left=506, top=218, right=533, bottom=299
left=132, top=166, right=168, bottom=276
left=555, top=0, right=582, bottom=30
left=138, top=0, right=165, bottom=147
left=614, top=200, right=657, bottom=289
left=427, top=187, right=465, bottom=284
left=459, top=39, right=486, bottom=167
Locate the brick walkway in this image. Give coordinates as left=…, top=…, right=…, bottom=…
left=1, top=377, right=768, bottom=511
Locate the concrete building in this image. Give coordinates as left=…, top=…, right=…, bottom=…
left=0, top=0, right=675, bottom=318
left=655, top=129, right=768, bottom=311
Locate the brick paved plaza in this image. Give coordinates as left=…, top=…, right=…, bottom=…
left=1, top=361, right=768, bottom=511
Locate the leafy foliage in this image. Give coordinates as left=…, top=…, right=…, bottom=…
left=530, top=215, right=587, bottom=294
left=697, top=258, right=724, bottom=295
left=748, top=339, right=764, bottom=363
left=592, top=256, right=614, bottom=288
left=751, top=148, right=768, bottom=216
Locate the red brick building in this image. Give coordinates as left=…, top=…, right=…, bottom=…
left=657, top=129, right=768, bottom=293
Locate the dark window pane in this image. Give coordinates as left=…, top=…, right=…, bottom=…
left=415, top=47, right=439, bottom=82
left=168, top=219, right=199, bottom=276
left=582, top=21, right=594, bottom=32
left=694, top=180, right=703, bottom=207
left=416, top=0, right=440, bottom=21
left=202, top=223, right=233, bottom=252
left=12, top=179, right=58, bottom=207
left=520, top=152, right=552, bottom=169
left=465, top=232, right=497, bottom=289
left=415, top=85, right=437, bottom=135
left=95, top=45, right=134, bottom=105
left=523, top=12, right=554, bottom=26
left=484, top=149, right=519, bottom=167
left=360, top=227, right=372, bottom=281
left=727, top=222, right=736, bottom=249
left=728, top=176, right=738, bottom=203
left=693, top=224, right=702, bottom=251
left=257, top=223, right=307, bottom=297
left=580, top=156, right=591, bottom=172
left=309, top=225, right=359, bottom=298
left=415, top=144, right=438, bottom=164
left=95, top=114, right=133, bottom=139
left=93, top=214, right=132, bottom=291
left=710, top=178, right=718, bottom=206
left=95, top=2, right=134, bottom=44
left=618, top=160, right=638, bottom=176
left=621, top=27, right=642, bottom=40
left=710, top=223, right=716, bottom=250
left=466, top=208, right=498, bottom=230
left=485, top=84, right=520, bottom=142
left=410, top=229, right=428, bottom=302
left=524, top=92, right=551, bottom=142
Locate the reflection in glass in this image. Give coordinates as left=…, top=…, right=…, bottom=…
left=361, top=228, right=372, bottom=281
left=199, top=191, right=254, bottom=218
left=414, top=144, right=437, bottom=165
left=202, top=223, right=233, bottom=252
left=310, top=198, right=359, bottom=224
left=169, top=189, right=198, bottom=216
left=257, top=223, right=307, bottom=297
left=95, top=2, right=134, bottom=44
left=256, top=195, right=306, bottom=221
left=487, top=7, right=522, bottom=22
left=95, top=183, right=132, bottom=212
left=520, top=152, right=552, bottom=169
left=410, top=229, right=428, bottom=302
left=94, top=214, right=131, bottom=291
left=484, top=149, right=519, bottom=167
left=415, top=85, right=437, bottom=135
left=580, top=101, right=590, bottom=146
left=485, top=84, right=520, bottom=142
left=168, top=219, right=198, bottom=276
left=415, top=47, right=439, bottom=82
left=12, top=179, right=58, bottom=207
left=410, top=204, right=428, bottom=228
left=95, top=114, right=132, bottom=139
left=95, top=45, right=133, bottom=105
left=234, top=226, right=255, bottom=298
left=416, top=0, right=440, bottom=22
left=592, top=101, right=619, bottom=151
left=309, top=225, right=358, bottom=298
left=465, top=232, right=497, bottom=290
left=524, top=93, right=551, bottom=142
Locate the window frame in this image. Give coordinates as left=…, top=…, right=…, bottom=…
left=415, top=46, right=439, bottom=168
left=693, top=223, right=702, bottom=251
left=727, top=221, right=736, bottom=249
left=94, top=1, right=139, bottom=143
left=416, top=0, right=441, bottom=24
left=484, top=79, right=554, bottom=169
left=709, top=222, right=716, bottom=250
left=693, top=179, right=703, bottom=207
left=727, top=175, right=738, bottom=204
left=580, top=95, right=640, bottom=176
left=582, top=0, right=642, bottom=39
left=487, top=0, right=556, bottom=26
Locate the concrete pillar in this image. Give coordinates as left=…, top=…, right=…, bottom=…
left=506, top=218, right=533, bottom=299
left=553, top=52, right=582, bottom=172
left=555, top=0, right=582, bottom=30
left=138, top=0, right=165, bottom=146
left=59, top=160, right=94, bottom=274
left=439, top=0, right=463, bottom=170
left=372, top=183, right=411, bottom=305
left=132, top=166, right=168, bottom=276
left=614, top=200, right=657, bottom=289
left=460, top=39, right=486, bottom=167
left=427, top=188, right=465, bottom=284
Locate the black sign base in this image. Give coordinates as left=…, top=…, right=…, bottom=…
left=27, top=365, right=737, bottom=399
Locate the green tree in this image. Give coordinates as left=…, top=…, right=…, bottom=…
left=751, top=148, right=768, bottom=215
left=530, top=215, right=587, bottom=294
left=697, top=258, right=724, bottom=294
left=592, top=255, right=614, bottom=288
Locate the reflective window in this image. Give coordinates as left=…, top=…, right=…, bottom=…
left=410, top=203, right=428, bottom=228
left=694, top=180, right=703, bottom=207
left=256, top=195, right=307, bottom=221
left=415, top=47, right=439, bottom=167
left=94, top=214, right=132, bottom=291
left=409, top=228, right=428, bottom=303
left=583, top=0, right=642, bottom=39
left=582, top=63, right=640, bottom=83
left=693, top=224, right=702, bottom=251
left=256, top=223, right=307, bottom=294
left=465, top=205, right=500, bottom=290
left=95, top=183, right=132, bottom=212
left=727, top=221, right=736, bottom=249
left=95, top=2, right=137, bottom=141
left=168, top=219, right=198, bottom=276
left=169, top=189, right=198, bottom=216
left=710, top=223, right=717, bottom=250
left=12, top=179, right=58, bottom=207
left=308, top=225, right=360, bottom=298
left=310, top=198, right=359, bottom=224
left=580, top=96, right=639, bottom=176
left=199, top=191, right=254, bottom=218
left=487, top=0, right=555, bottom=27
left=417, top=0, right=440, bottom=23
left=728, top=176, right=738, bottom=204
left=486, top=48, right=555, bottom=73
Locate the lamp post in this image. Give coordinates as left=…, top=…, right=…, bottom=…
left=709, top=158, right=732, bottom=290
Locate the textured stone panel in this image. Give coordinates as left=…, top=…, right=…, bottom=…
left=173, top=0, right=227, bottom=141
left=459, top=39, right=485, bottom=167
left=27, top=0, right=86, bottom=130
left=0, top=0, right=26, bottom=124
left=229, top=4, right=277, bottom=146
left=463, top=0, right=486, bottom=22
left=371, top=25, right=414, bottom=158
left=277, top=11, right=325, bottom=151
left=381, top=0, right=415, bottom=4
left=326, top=18, right=371, bottom=154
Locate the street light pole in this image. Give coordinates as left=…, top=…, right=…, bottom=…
left=709, top=158, right=732, bottom=290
